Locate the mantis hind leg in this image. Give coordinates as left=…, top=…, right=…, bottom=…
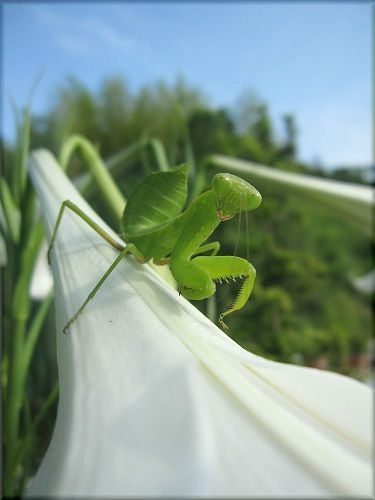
left=63, top=243, right=143, bottom=334
left=48, top=200, right=124, bottom=264
left=192, top=256, right=256, bottom=330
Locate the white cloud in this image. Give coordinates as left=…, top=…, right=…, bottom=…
left=32, top=5, right=135, bottom=58
left=80, top=18, right=135, bottom=52
left=58, top=34, right=93, bottom=57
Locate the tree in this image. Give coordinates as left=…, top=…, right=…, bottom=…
left=279, top=113, right=297, bottom=161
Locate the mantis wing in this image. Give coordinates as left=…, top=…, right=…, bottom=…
left=121, top=164, right=189, bottom=261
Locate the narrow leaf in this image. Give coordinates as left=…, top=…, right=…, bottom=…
left=148, top=137, right=169, bottom=171
left=0, top=177, right=21, bottom=244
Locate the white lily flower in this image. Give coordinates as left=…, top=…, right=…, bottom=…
left=209, top=154, right=374, bottom=236
left=27, top=149, right=372, bottom=497
left=29, top=240, right=54, bottom=300
left=352, top=269, right=375, bottom=295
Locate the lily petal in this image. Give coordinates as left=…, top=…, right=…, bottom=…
left=27, top=149, right=372, bottom=497
left=209, top=154, right=374, bottom=236
left=29, top=240, right=54, bottom=300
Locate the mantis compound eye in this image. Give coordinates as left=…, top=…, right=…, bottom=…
left=212, top=173, right=262, bottom=220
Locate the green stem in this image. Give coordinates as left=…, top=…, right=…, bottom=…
left=105, top=136, right=149, bottom=172
left=59, top=134, right=126, bottom=221
left=79, top=136, right=169, bottom=201
left=190, top=158, right=211, bottom=201
left=18, top=395, right=32, bottom=492
left=4, top=318, right=27, bottom=497
left=16, top=382, right=59, bottom=491
left=206, top=295, right=217, bottom=323
left=22, top=294, right=53, bottom=384
left=148, top=137, right=169, bottom=171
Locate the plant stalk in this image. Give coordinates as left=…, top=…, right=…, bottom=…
left=59, top=135, right=126, bottom=220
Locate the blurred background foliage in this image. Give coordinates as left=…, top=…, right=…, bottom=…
left=2, top=74, right=373, bottom=493
left=4, top=75, right=373, bottom=375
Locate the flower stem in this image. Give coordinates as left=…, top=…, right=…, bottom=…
left=59, top=135, right=126, bottom=221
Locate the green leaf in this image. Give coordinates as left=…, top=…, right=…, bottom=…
left=20, top=107, right=31, bottom=197
left=12, top=221, right=44, bottom=321
left=0, top=233, right=6, bottom=266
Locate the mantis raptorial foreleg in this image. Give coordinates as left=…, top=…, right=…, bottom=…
left=192, top=255, right=256, bottom=329
left=172, top=259, right=216, bottom=300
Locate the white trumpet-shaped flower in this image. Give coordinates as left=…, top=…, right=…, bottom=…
left=27, top=149, right=372, bottom=497
left=209, top=154, right=374, bottom=236
left=29, top=240, right=54, bottom=300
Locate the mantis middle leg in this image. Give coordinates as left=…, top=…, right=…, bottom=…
left=62, top=243, right=141, bottom=334
left=191, top=241, right=220, bottom=257
left=48, top=200, right=146, bottom=333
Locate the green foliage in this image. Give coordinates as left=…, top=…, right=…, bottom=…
left=1, top=109, right=58, bottom=497
left=188, top=108, right=235, bottom=160
left=280, top=113, right=298, bottom=161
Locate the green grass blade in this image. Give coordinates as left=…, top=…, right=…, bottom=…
left=148, top=138, right=169, bottom=171
left=23, top=293, right=53, bottom=382
left=105, top=136, right=149, bottom=172
left=14, top=382, right=59, bottom=474
left=0, top=177, right=21, bottom=244
left=12, top=221, right=45, bottom=321
left=19, top=107, right=31, bottom=198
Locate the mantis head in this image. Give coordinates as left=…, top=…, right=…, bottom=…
left=212, top=173, right=262, bottom=220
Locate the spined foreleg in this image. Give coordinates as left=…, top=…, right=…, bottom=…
left=192, top=256, right=256, bottom=329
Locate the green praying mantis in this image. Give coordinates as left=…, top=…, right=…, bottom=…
left=48, top=162, right=262, bottom=333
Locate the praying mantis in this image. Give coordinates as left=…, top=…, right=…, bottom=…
left=48, top=162, right=262, bottom=333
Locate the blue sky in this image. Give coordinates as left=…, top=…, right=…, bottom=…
left=2, top=2, right=372, bottom=168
